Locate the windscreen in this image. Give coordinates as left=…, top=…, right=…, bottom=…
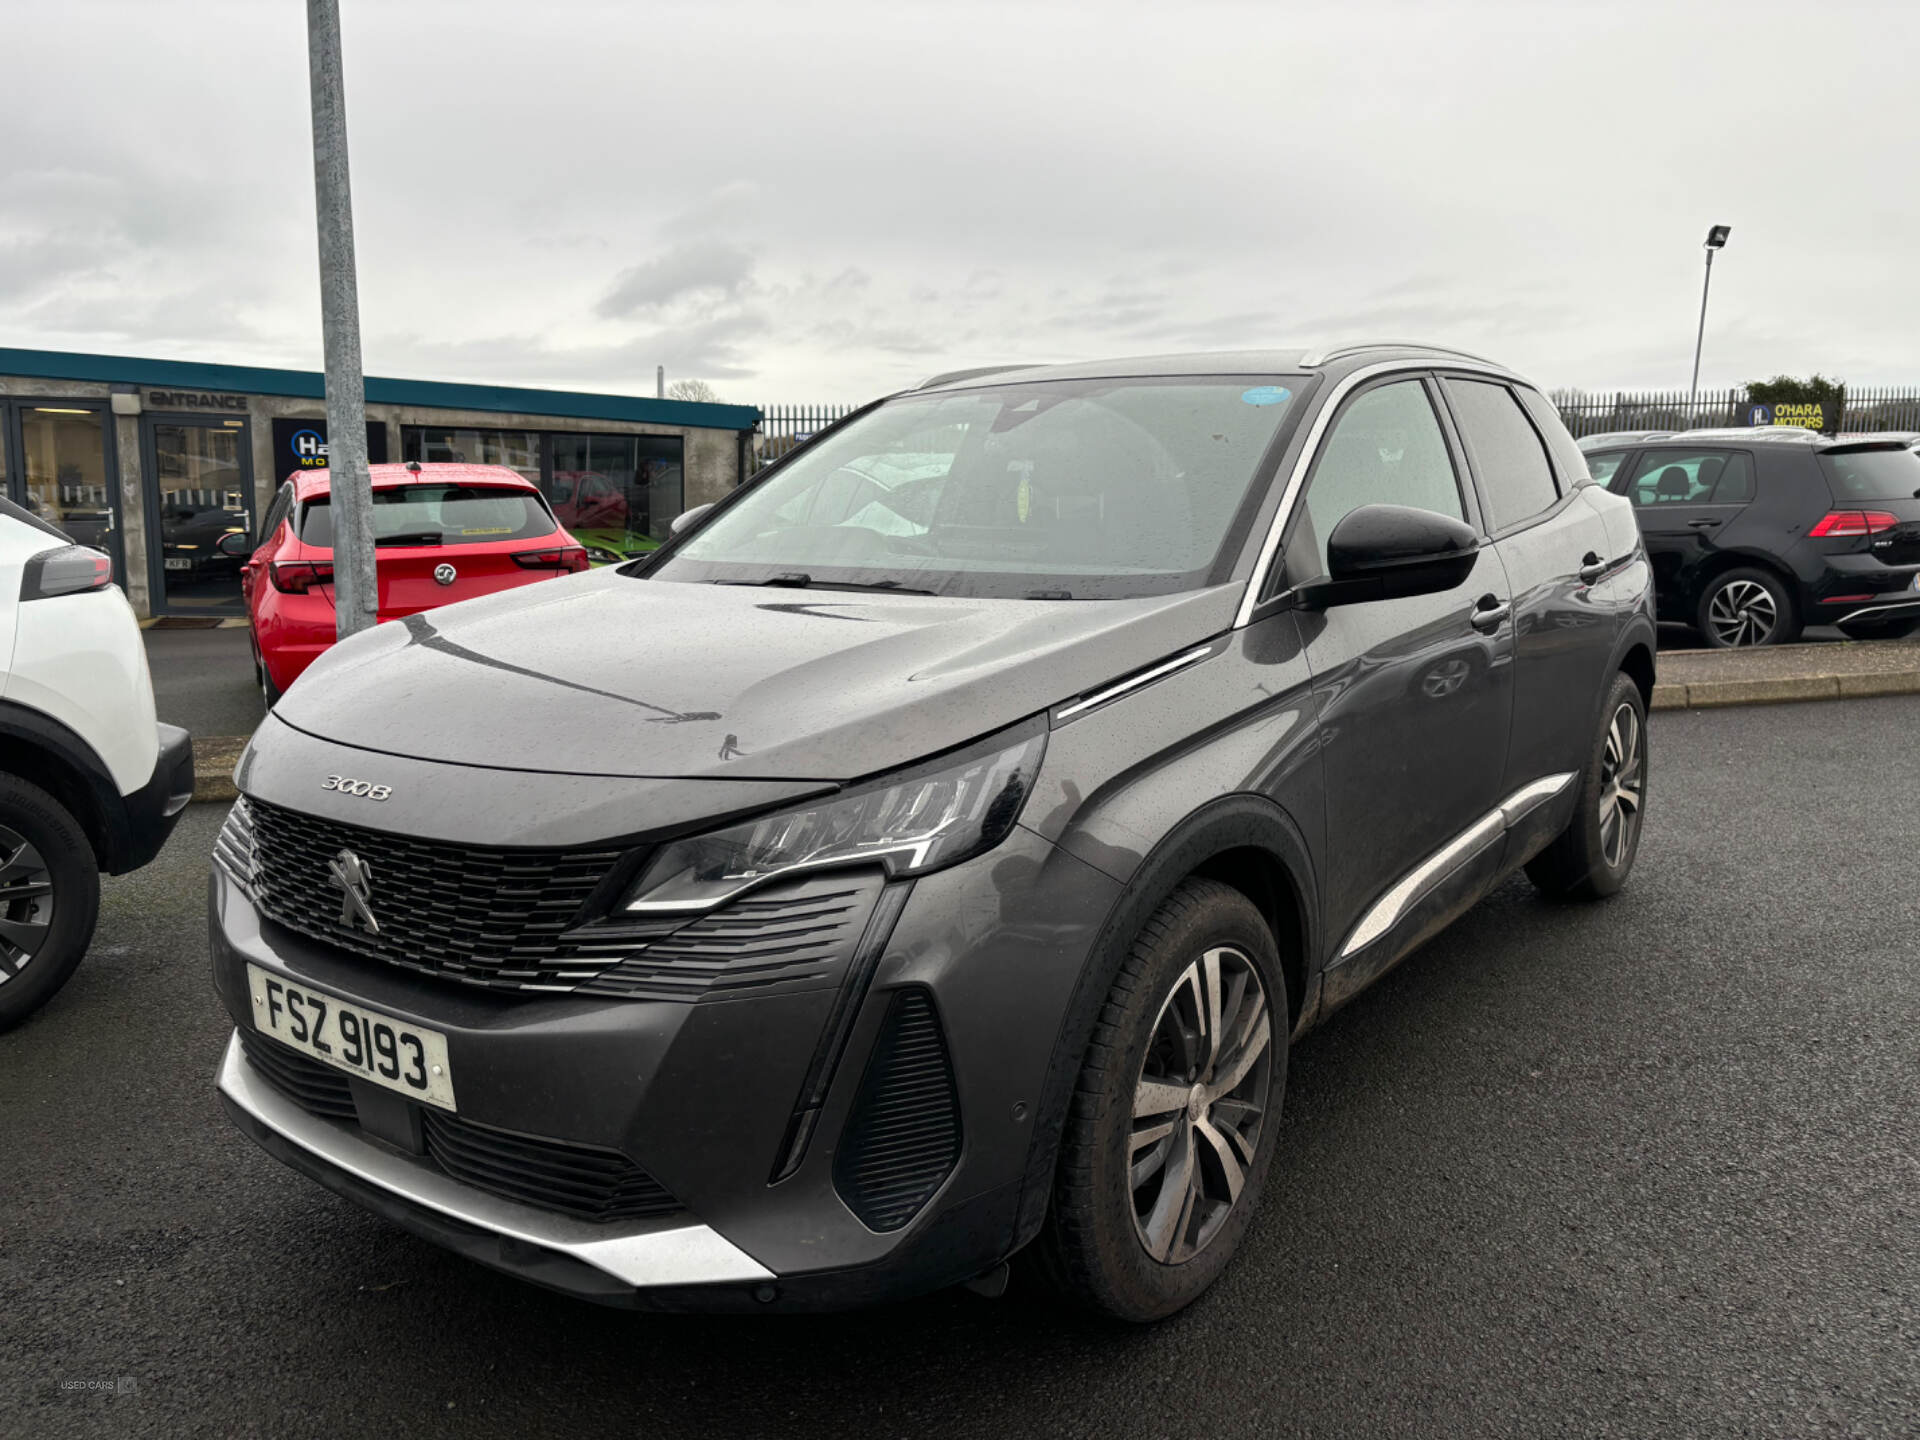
left=646, top=376, right=1305, bottom=599
left=1819, top=446, right=1920, bottom=503
left=300, top=485, right=557, bottom=547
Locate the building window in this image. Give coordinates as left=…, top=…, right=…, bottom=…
left=402, top=426, right=685, bottom=559
left=402, top=426, right=542, bottom=484
left=549, top=433, right=683, bottom=556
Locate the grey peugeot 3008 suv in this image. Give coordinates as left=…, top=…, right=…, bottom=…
left=211, top=343, right=1656, bottom=1321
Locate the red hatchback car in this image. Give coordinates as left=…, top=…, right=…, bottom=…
left=222, top=461, right=588, bottom=704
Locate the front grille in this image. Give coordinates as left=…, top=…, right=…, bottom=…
left=422, top=1111, right=681, bottom=1223
left=833, top=989, right=962, bottom=1232
left=238, top=1028, right=357, bottom=1121
left=239, top=1030, right=681, bottom=1224
left=217, top=798, right=878, bottom=999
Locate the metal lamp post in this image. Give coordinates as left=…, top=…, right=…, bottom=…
left=1688, top=224, right=1732, bottom=417
left=306, top=0, right=378, bottom=640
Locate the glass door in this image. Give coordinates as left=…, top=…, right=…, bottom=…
left=10, top=401, right=121, bottom=566
left=144, top=416, right=253, bottom=616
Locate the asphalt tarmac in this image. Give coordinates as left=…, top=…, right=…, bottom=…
left=5, top=696, right=1916, bottom=1438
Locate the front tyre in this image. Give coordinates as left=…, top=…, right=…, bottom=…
left=1526, top=672, right=1648, bottom=901
left=0, top=776, right=102, bottom=1031
left=1037, top=878, right=1287, bottom=1321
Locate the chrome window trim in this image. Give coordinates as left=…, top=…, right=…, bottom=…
left=217, top=1032, right=777, bottom=1288
left=1335, top=772, right=1576, bottom=959
left=1053, top=643, right=1218, bottom=722
left=1233, top=357, right=1526, bottom=628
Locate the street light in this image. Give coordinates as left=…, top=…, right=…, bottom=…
left=1689, top=224, right=1732, bottom=415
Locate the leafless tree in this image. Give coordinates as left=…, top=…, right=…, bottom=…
left=666, top=378, right=720, bottom=403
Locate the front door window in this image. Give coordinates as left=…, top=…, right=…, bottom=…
left=149, top=419, right=252, bottom=616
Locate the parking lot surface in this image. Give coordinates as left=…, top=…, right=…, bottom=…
left=5, top=697, right=1917, bottom=1438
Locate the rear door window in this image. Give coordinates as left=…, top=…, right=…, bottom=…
left=1443, top=378, right=1562, bottom=531
left=1623, top=450, right=1753, bottom=508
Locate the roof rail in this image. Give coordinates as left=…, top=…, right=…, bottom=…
left=1298, top=341, right=1506, bottom=369
left=915, top=363, right=1042, bottom=389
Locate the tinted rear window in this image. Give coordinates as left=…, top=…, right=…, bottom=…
left=300, top=485, right=556, bottom=546
left=1819, top=447, right=1920, bottom=503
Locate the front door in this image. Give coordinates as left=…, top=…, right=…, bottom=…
left=1274, top=374, right=1515, bottom=1004
left=144, top=415, right=254, bottom=617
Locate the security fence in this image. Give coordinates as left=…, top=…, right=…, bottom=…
left=1552, top=386, right=1920, bottom=439
left=749, top=386, right=1920, bottom=475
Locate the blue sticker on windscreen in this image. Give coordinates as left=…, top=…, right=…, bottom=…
left=1241, top=386, right=1291, bottom=406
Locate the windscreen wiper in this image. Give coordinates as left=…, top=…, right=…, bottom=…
left=374, top=532, right=444, bottom=547
left=717, top=572, right=934, bottom=595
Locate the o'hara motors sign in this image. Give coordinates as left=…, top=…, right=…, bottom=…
left=1743, top=400, right=1832, bottom=432
left=146, top=389, right=248, bottom=411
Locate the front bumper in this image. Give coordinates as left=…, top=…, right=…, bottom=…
left=209, top=815, right=1122, bottom=1310
left=110, top=723, right=193, bottom=873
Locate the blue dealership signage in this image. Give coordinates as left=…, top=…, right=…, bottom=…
left=270, top=417, right=389, bottom=478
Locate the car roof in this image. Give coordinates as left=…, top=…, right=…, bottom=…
left=912, top=341, right=1529, bottom=393
left=290, top=461, right=536, bottom=496
left=1669, top=428, right=1917, bottom=453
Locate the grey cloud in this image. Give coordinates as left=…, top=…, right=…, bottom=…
left=595, top=242, right=755, bottom=319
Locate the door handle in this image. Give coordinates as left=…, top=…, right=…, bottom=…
left=1578, top=551, right=1607, bottom=584
left=1469, top=595, right=1511, bottom=633
left=1687, top=518, right=1722, bottom=529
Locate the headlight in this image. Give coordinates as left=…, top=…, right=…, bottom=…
left=622, top=723, right=1047, bottom=913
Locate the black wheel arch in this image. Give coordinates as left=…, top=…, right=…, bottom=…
left=1011, top=792, right=1319, bottom=1252
left=0, top=701, right=127, bottom=871
left=1685, top=551, right=1805, bottom=626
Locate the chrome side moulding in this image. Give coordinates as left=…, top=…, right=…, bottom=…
left=1336, top=772, right=1576, bottom=959
left=1053, top=643, right=1217, bottom=722
left=216, top=1033, right=776, bottom=1289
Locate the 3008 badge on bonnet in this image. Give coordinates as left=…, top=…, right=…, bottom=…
left=321, top=776, right=392, bottom=801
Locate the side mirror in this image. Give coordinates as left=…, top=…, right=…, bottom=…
left=215, top=530, right=255, bottom=557
left=1300, top=504, right=1479, bottom=609
left=669, top=503, right=714, bottom=537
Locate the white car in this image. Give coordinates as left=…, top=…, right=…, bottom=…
left=0, top=498, right=193, bottom=1028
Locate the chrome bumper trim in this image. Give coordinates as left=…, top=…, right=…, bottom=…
left=216, top=1031, right=775, bottom=1289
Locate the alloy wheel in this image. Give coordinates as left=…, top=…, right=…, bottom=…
left=1598, top=702, right=1644, bottom=869
left=1128, top=945, right=1272, bottom=1265
left=0, top=825, right=55, bottom=986
left=1706, top=579, right=1778, bottom=647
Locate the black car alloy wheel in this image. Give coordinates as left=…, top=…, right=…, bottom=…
left=1129, top=946, right=1273, bottom=1264
left=0, top=824, right=54, bottom=980
left=1597, top=700, right=1645, bottom=868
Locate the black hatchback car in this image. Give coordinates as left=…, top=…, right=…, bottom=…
left=212, top=343, right=1657, bottom=1320
left=1581, top=429, right=1920, bottom=645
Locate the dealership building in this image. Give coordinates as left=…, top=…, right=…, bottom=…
left=0, top=347, right=761, bottom=619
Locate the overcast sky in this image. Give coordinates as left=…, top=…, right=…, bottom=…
left=5, top=0, right=1917, bottom=404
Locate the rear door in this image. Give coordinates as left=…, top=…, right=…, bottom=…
left=1440, top=375, right=1617, bottom=799
left=1611, top=445, right=1757, bottom=611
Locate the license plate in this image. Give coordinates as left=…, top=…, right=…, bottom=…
left=246, top=963, right=455, bottom=1110
left=164, top=558, right=192, bottom=570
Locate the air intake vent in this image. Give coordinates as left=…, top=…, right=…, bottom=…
left=833, top=989, right=961, bottom=1232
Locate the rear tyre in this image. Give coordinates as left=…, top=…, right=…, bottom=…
left=1697, top=567, right=1799, bottom=648
left=0, top=775, right=102, bottom=1032
left=1526, top=672, right=1647, bottom=901
left=1035, top=878, right=1287, bottom=1321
